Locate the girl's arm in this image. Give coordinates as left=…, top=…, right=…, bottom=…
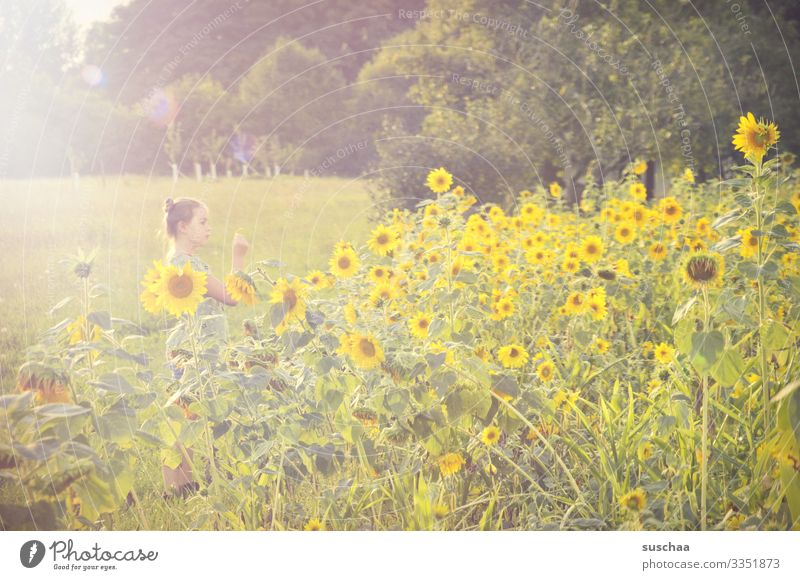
left=206, top=275, right=238, bottom=306
left=205, top=233, right=250, bottom=306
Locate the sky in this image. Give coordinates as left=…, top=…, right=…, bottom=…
left=63, top=0, right=128, bottom=30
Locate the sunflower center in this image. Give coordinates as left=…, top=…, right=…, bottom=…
left=509, top=347, right=519, bottom=358
left=377, top=234, right=389, bottom=245
left=168, top=274, right=194, bottom=298
left=359, top=339, right=376, bottom=357
left=418, top=319, right=429, bottom=329
left=338, top=256, right=351, bottom=269
left=283, top=289, right=298, bottom=310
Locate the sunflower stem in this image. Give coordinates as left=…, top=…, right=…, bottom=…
left=753, top=162, right=771, bottom=440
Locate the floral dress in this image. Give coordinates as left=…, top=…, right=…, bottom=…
left=165, top=252, right=228, bottom=379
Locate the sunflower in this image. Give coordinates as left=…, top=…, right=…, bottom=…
left=497, top=344, right=529, bottom=368
left=629, top=182, right=647, bottom=200
left=304, top=518, right=325, bottom=531
left=683, top=252, right=725, bottom=287
left=369, top=281, right=400, bottom=305
left=659, top=197, right=683, bottom=224
left=732, top=112, right=780, bottom=162
left=564, top=291, right=586, bottom=315
left=140, top=260, right=165, bottom=314
left=66, top=315, right=103, bottom=345
left=588, top=296, right=607, bottom=321
left=580, top=235, right=604, bottom=263
left=225, top=272, right=258, bottom=305
left=536, top=360, right=555, bottom=382
left=614, top=222, right=636, bottom=245
left=368, top=265, right=393, bottom=284
left=349, top=333, right=384, bottom=369
left=269, top=278, right=307, bottom=325
left=426, top=167, right=453, bottom=193
left=653, top=342, right=675, bottom=364
left=614, top=258, right=634, bottom=278
left=593, top=337, right=610, bottom=353
left=437, top=452, right=465, bottom=477
left=344, top=302, right=358, bottom=325
left=409, top=312, right=433, bottom=339
left=684, top=168, right=695, bottom=183
left=490, top=297, right=515, bottom=321
left=329, top=244, right=360, bottom=278
left=737, top=227, right=760, bottom=258
left=695, top=217, right=711, bottom=238
left=549, top=182, right=562, bottom=199
left=637, top=442, right=654, bottom=461
left=648, top=242, right=668, bottom=262
left=306, top=269, right=331, bottom=289
left=561, top=257, right=580, bottom=275
left=620, top=488, right=647, bottom=512
left=481, top=426, right=501, bottom=446
left=630, top=204, right=649, bottom=228
left=633, top=160, right=647, bottom=175
left=367, top=224, right=399, bottom=256
left=155, top=261, right=208, bottom=317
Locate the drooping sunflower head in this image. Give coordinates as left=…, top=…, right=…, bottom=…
left=306, top=269, right=331, bottom=290
left=682, top=252, right=725, bottom=287
left=156, top=261, right=208, bottom=317
left=426, top=167, right=453, bottom=194
left=549, top=182, right=562, bottom=198
left=225, top=271, right=258, bottom=305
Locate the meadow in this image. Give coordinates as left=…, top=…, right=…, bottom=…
left=0, top=175, right=375, bottom=389
left=1, top=121, right=799, bottom=531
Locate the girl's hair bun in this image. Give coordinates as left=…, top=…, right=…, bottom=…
left=164, top=198, right=174, bottom=214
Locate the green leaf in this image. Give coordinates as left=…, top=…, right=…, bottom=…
left=690, top=331, right=724, bottom=375
left=763, top=320, right=790, bottom=351
left=430, top=369, right=457, bottom=396
left=426, top=352, right=446, bottom=370
left=710, top=349, right=745, bottom=387
left=775, top=201, right=797, bottom=215
left=712, top=209, right=743, bottom=229
left=384, top=389, right=410, bottom=416
left=87, top=311, right=112, bottom=330
left=492, top=374, right=519, bottom=399
left=35, top=403, right=91, bottom=418
left=711, top=237, right=740, bottom=253
left=672, top=297, right=697, bottom=325
left=90, top=373, right=135, bottom=394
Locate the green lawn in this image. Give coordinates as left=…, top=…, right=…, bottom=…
left=0, top=175, right=376, bottom=390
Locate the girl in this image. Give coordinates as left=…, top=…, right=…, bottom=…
left=161, top=197, right=250, bottom=498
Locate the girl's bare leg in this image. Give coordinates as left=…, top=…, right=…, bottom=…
left=162, top=445, right=195, bottom=495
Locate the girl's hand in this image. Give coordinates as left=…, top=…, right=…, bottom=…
left=232, top=232, right=250, bottom=258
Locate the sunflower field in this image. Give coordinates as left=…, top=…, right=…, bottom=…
left=2, top=114, right=799, bottom=531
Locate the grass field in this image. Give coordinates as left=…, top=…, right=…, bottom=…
left=0, top=175, right=376, bottom=391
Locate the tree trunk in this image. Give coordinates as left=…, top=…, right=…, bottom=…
left=209, top=161, right=217, bottom=180
left=171, top=163, right=179, bottom=183
left=241, top=163, right=248, bottom=178
left=194, top=162, right=203, bottom=181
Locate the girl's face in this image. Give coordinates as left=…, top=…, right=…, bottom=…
left=179, top=205, right=211, bottom=248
